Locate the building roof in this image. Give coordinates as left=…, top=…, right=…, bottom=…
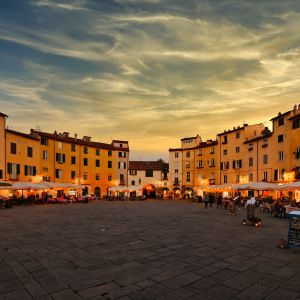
left=244, top=132, right=273, bottom=144
left=181, top=135, right=199, bottom=141
left=0, top=112, right=8, bottom=118
left=129, top=160, right=166, bottom=171
left=270, top=110, right=292, bottom=122
left=32, top=130, right=129, bottom=151
left=289, top=112, right=300, bottom=121
left=217, top=125, right=247, bottom=136
left=169, top=140, right=218, bottom=152
left=6, top=129, right=40, bottom=141
left=112, top=140, right=129, bottom=144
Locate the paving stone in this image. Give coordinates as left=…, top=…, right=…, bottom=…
left=161, top=272, right=202, bottom=289
left=235, top=283, right=274, bottom=299
left=264, top=288, right=299, bottom=300
left=1, top=288, right=33, bottom=300
left=0, top=278, right=23, bottom=294
left=210, top=269, right=239, bottom=281
left=51, top=288, right=82, bottom=300
left=223, top=270, right=265, bottom=291
left=78, top=282, right=120, bottom=299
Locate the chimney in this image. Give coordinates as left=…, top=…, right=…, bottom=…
left=83, top=136, right=91, bottom=142
left=54, top=130, right=58, bottom=135
left=62, top=132, right=69, bottom=138
left=74, top=133, right=77, bottom=141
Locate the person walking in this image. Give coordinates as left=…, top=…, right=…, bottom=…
left=209, top=193, right=214, bottom=207
left=217, top=194, right=222, bottom=208
left=205, top=194, right=209, bottom=209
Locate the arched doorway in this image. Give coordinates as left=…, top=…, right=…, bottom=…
left=94, top=187, right=101, bottom=198
left=83, top=186, right=88, bottom=196
left=143, top=184, right=156, bottom=198
left=162, top=187, right=169, bottom=199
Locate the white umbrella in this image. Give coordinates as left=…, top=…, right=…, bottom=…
left=68, top=183, right=84, bottom=189
left=281, top=181, right=300, bottom=190
left=11, top=182, right=31, bottom=190
left=128, top=185, right=143, bottom=192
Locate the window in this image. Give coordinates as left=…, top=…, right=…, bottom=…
left=175, top=152, right=179, bottom=158
left=197, top=149, right=202, bottom=156
left=197, top=160, right=203, bottom=168
left=27, top=147, right=33, bottom=158
left=108, top=174, right=112, bottom=181
left=278, top=135, right=284, bottom=143
left=139, top=178, right=141, bottom=184
left=0, top=170, right=3, bottom=179
left=249, top=173, right=253, bottom=182
left=209, top=158, right=215, bottom=167
left=145, top=170, right=153, bottom=177
left=236, top=147, right=240, bottom=153
left=118, top=162, right=126, bottom=169
left=263, top=154, right=268, bottom=164
left=24, top=165, right=36, bottom=176
left=236, top=132, right=240, bottom=139
left=262, top=139, right=268, bottom=147
left=83, top=172, right=88, bottom=180
left=108, top=161, right=112, bottom=168
left=58, top=142, right=63, bottom=149
left=43, top=150, right=48, bottom=160
left=296, top=148, right=300, bottom=160
left=71, top=156, right=76, bottom=164
left=249, top=157, right=253, bottom=167
left=55, top=169, right=62, bottom=179
left=263, top=171, right=268, bottom=181
left=96, top=159, right=100, bottom=167
left=223, top=136, right=228, bottom=144
left=56, top=153, right=65, bottom=163
left=248, top=144, right=253, bottom=151
left=7, top=163, right=20, bottom=176
left=120, top=174, right=125, bottom=184
left=233, top=160, right=242, bottom=169
left=130, top=170, right=137, bottom=175
left=221, top=162, right=229, bottom=170
left=278, top=151, right=284, bottom=161
left=41, top=137, right=48, bottom=146
left=118, top=152, right=126, bottom=158
left=210, top=147, right=215, bottom=154
left=235, top=175, right=240, bottom=183
left=186, top=151, right=190, bottom=158
left=108, top=150, right=112, bottom=156
left=131, top=180, right=135, bottom=185
left=175, top=169, right=179, bottom=173
left=186, top=161, right=190, bottom=168
left=10, top=143, right=17, bottom=154
left=71, top=171, right=76, bottom=179
left=293, top=118, right=300, bottom=129
left=71, top=144, right=76, bottom=152
left=84, top=146, right=88, bottom=154
left=223, top=149, right=228, bottom=155
left=186, top=171, right=190, bottom=182
left=278, top=118, right=284, bottom=126
left=96, top=148, right=100, bottom=156
left=223, top=175, right=228, bottom=184
left=43, top=167, right=48, bottom=172
left=175, top=177, right=179, bottom=184
left=84, top=158, right=88, bottom=166
left=95, top=173, right=100, bottom=181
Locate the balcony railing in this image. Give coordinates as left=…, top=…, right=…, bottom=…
left=262, top=144, right=268, bottom=148
left=119, top=181, right=126, bottom=186
left=222, top=141, right=228, bottom=144
left=9, top=174, right=19, bottom=181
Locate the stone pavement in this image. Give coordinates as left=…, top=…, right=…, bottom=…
left=0, top=200, right=299, bottom=300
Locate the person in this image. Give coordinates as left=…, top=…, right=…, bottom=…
left=204, top=194, right=209, bottom=209
left=217, top=194, right=222, bottom=208
left=209, top=193, right=214, bottom=207
left=198, top=195, right=203, bottom=203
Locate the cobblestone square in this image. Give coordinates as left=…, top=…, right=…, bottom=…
left=0, top=200, right=299, bottom=299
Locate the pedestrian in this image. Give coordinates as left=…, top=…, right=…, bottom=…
left=217, top=194, right=222, bottom=208
left=198, top=195, right=203, bottom=203
left=205, top=194, right=209, bottom=209
left=209, top=193, right=214, bottom=207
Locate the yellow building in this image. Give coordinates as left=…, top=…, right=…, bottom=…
left=31, top=130, right=129, bottom=197
left=0, top=112, right=129, bottom=197
left=0, top=113, right=8, bottom=180
left=217, top=123, right=265, bottom=184
left=5, top=129, right=40, bottom=182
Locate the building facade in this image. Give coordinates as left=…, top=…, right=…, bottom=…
left=0, top=112, right=129, bottom=196
left=168, top=105, right=300, bottom=195
left=129, top=160, right=169, bottom=197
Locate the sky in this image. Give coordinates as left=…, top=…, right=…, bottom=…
left=1, top=0, right=300, bottom=161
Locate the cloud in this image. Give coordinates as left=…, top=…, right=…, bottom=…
left=1, top=1, right=300, bottom=159
left=31, top=0, right=90, bottom=11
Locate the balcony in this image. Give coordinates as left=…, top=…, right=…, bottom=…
left=248, top=147, right=253, bottom=151
left=119, top=181, right=126, bottom=186
left=209, top=164, right=216, bottom=168
left=9, top=174, right=19, bottom=181
left=196, top=166, right=204, bottom=169
left=262, top=144, right=268, bottom=148
left=209, top=179, right=215, bottom=185
left=222, top=141, right=228, bottom=145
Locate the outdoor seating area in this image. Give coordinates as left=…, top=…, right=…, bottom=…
left=0, top=181, right=92, bottom=208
